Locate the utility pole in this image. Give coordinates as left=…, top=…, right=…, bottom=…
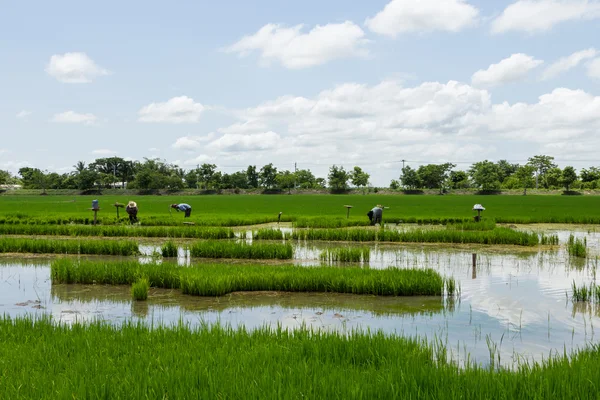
left=402, top=159, right=405, bottom=170
left=196, top=164, right=200, bottom=189
left=294, top=162, right=297, bottom=189
left=535, top=171, right=538, bottom=190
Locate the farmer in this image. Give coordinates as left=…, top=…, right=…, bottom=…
left=171, top=203, right=192, bottom=218
left=125, top=201, right=138, bottom=224
left=367, top=205, right=383, bottom=225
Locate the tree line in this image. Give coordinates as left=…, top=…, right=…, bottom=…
left=0, top=155, right=598, bottom=193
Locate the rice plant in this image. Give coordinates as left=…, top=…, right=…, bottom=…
left=188, top=240, right=293, bottom=260
left=319, top=247, right=370, bottom=263
left=50, top=259, right=444, bottom=296
left=446, top=277, right=457, bottom=297
left=2, top=315, right=600, bottom=399
left=0, top=237, right=139, bottom=256
left=293, top=217, right=370, bottom=228
left=445, top=220, right=496, bottom=231
left=161, top=241, right=178, bottom=257
left=568, top=234, right=587, bottom=258
left=572, top=281, right=595, bottom=302
left=252, top=229, right=285, bottom=240
left=540, top=233, right=560, bottom=245
left=132, top=278, right=149, bottom=301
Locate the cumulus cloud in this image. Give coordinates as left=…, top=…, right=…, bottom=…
left=224, top=21, right=368, bottom=69
left=172, top=134, right=216, bottom=151
left=207, top=131, right=281, bottom=152
left=46, top=52, right=110, bottom=83
left=16, top=110, right=31, bottom=119
left=218, top=120, right=268, bottom=135
left=51, top=111, right=97, bottom=125
left=541, top=48, right=597, bottom=80
left=365, top=0, right=479, bottom=37
left=587, top=58, right=600, bottom=79
left=138, top=96, right=205, bottom=123
left=471, top=54, right=543, bottom=87
left=491, top=0, right=600, bottom=34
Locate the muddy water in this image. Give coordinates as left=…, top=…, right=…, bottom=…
left=1, top=226, right=600, bottom=369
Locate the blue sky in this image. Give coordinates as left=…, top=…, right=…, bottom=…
left=1, top=0, right=600, bottom=186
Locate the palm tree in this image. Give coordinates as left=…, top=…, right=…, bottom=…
left=73, top=161, right=86, bottom=174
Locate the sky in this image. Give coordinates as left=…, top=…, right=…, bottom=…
left=1, top=0, right=600, bottom=186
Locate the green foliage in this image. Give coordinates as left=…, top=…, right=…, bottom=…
left=161, top=241, right=178, bottom=257
left=276, top=170, right=296, bottom=193
left=131, top=277, right=149, bottom=300
left=252, top=229, right=286, bottom=240
left=259, top=163, right=278, bottom=189
left=328, top=165, right=349, bottom=190
left=445, top=220, right=496, bottom=231
left=561, top=166, right=578, bottom=191
left=351, top=166, right=370, bottom=189
left=417, top=163, right=455, bottom=193
left=0, top=237, right=139, bottom=255
left=469, top=160, right=501, bottom=191
left=188, top=240, right=293, bottom=259
left=527, top=155, right=558, bottom=189
left=293, top=217, right=369, bottom=229
left=401, top=166, right=421, bottom=189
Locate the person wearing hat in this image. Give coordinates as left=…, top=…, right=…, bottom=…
left=126, top=201, right=138, bottom=224
left=171, top=203, right=192, bottom=218
left=367, top=205, right=383, bottom=225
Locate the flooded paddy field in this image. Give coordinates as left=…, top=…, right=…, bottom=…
left=2, top=225, right=600, bottom=368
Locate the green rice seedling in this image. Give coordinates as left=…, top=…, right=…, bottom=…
left=446, top=277, right=457, bottom=297
left=0, top=224, right=236, bottom=239
left=161, top=241, right=178, bottom=257
left=2, top=315, right=600, bottom=399
left=568, top=234, right=587, bottom=258
left=131, top=277, right=149, bottom=301
left=293, top=217, right=370, bottom=228
left=188, top=240, right=293, bottom=260
left=572, top=281, right=594, bottom=302
left=0, top=237, right=139, bottom=256
left=252, top=229, right=285, bottom=240
left=319, top=247, right=370, bottom=263
left=51, top=259, right=444, bottom=296
left=540, top=233, right=560, bottom=245
left=445, top=219, right=496, bottom=231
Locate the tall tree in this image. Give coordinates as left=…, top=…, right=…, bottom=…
left=527, top=155, right=557, bottom=189
left=276, top=170, right=296, bottom=194
left=296, top=169, right=317, bottom=189
left=417, top=163, right=455, bottom=193
left=246, top=165, right=259, bottom=189
left=496, top=160, right=519, bottom=184
left=400, top=166, right=421, bottom=190
left=198, top=163, right=217, bottom=189
left=469, top=161, right=501, bottom=191
left=259, top=163, right=278, bottom=189
left=351, top=166, right=370, bottom=190
left=514, top=165, right=535, bottom=195
left=328, top=165, right=349, bottom=190
left=561, top=166, right=577, bottom=191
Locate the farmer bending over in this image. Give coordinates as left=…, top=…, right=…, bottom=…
left=367, top=205, right=383, bottom=226
left=126, top=201, right=138, bottom=224
left=171, top=203, right=192, bottom=218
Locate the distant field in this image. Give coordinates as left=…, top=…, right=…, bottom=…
left=0, top=194, right=598, bottom=223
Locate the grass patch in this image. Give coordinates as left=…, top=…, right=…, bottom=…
left=0, top=237, right=139, bottom=256
left=252, top=228, right=286, bottom=240
left=131, top=278, right=149, bottom=301
left=1, top=316, right=600, bottom=398
left=319, top=247, right=370, bottom=263
left=50, top=259, right=445, bottom=296
left=161, top=241, right=178, bottom=257
left=188, top=240, right=293, bottom=260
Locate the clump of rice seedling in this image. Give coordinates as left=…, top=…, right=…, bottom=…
left=540, top=233, right=559, bottom=245
left=446, top=220, right=496, bottom=231
left=568, top=234, right=587, bottom=258
left=161, top=241, right=178, bottom=257
left=293, top=217, right=369, bottom=229
left=0, top=237, right=139, bottom=256
left=132, top=277, right=149, bottom=301
left=188, top=240, right=293, bottom=260
left=572, top=281, right=594, bottom=302
left=319, top=247, right=370, bottom=263
left=446, top=277, right=457, bottom=297
left=252, top=229, right=285, bottom=240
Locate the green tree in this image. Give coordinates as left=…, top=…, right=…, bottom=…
left=351, top=166, right=370, bottom=191
left=389, top=179, right=400, bottom=190
left=561, top=166, right=578, bottom=191
left=246, top=166, right=259, bottom=189
left=496, top=160, right=519, bottom=184
left=469, top=161, right=501, bottom=191
left=527, top=155, right=557, bottom=189
left=580, top=167, right=600, bottom=183
left=514, top=165, right=535, bottom=195
left=417, top=163, right=455, bottom=193
left=315, top=178, right=327, bottom=189
left=184, top=170, right=199, bottom=189
left=400, top=166, right=421, bottom=190
left=545, top=167, right=562, bottom=188
left=296, top=169, right=317, bottom=189
left=259, top=163, right=278, bottom=189
left=0, top=170, right=12, bottom=185
left=276, top=170, right=296, bottom=194
left=449, top=170, right=470, bottom=189
left=328, top=165, right=349, bottom=190
left=197, top=163, right=217, bottom=189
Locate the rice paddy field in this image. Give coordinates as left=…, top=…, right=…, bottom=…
left=2, top=194, right=600, bottom=397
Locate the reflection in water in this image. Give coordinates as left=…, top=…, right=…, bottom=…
left=1, top=226, right=600, bottom=369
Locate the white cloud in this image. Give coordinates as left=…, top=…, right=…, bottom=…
left=51, top=111, right=97, bottom=125
left=471, top=54, right=543, bottom=87
left=491, top=0, right=600, bottom=34
left=541, top=48, right=597, bottom=80
left=224, top=21, right=368, bottom=69
left=16, top=110, right=31, bottom=119
left=138, top=96, right=205, bottom=123
left=218, top=120, right=268, bottom=135
left=207, top=131, right=281, bottom=152
left=365, top=0, right=479, bottom=37
left=587, top=58, right=600, bottom=79
left=172, top=133, right=217, bottom=151
left=182, top=154, right=217, bottom=166
left=46, top=52, right=110, bottom=83
left=148, top=147, right=160, bottom=152
left=91, top=149, right=116, bottom=156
